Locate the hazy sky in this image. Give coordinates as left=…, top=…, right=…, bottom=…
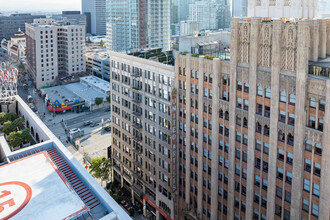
left=1, top=0, right=81, bottom=12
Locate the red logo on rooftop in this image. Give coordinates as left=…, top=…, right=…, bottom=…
left=0, top=181, right=32, bottom=220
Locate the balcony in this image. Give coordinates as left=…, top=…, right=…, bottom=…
left=132, top=98, right=142, bottom=104
left=132, top=110, right=142, bottom=116
left=134, top=160, right=142, bottom=167
left=133, top=135, right=142, bottom=142
left=133, top=123, right=142, bottom=129
left=131, top=72, right=142, bottom=77
left=132, top=85, right=142, bottom=90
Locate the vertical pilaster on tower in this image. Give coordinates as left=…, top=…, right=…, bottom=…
left=267, top=19, right=282, bottom=220
left=319, top=80, right=330, bottom=220
left=245, top=17, right=260, bottom=220
left=327, top=20, right=330, bottom=56
left=210, top=59, right=221, bottom=220
left=290, top=20, right=310, bottom=220
left=319, top=20, right=327, bottom=59
left=227, top=17, right=240, bottom=220
left=311, top=20, right=319, bottom=62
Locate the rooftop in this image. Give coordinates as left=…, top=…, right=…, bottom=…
left=0, top=96, right=131, bottom=220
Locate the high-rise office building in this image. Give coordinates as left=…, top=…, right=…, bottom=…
left=175, top=1, right=330, bottom=220
left=189, top=1, right=218, bottom=30
left=82, top=0, right=106, bottom=35
left=109, top=50, right=176, bottom=220
left=25, top=19, right=86, bottom=88
left=178, top=0, right=195, bottom=22
left=232, top=0, right=248, bottom=18
left=106, top=0, right=170, bottom=52
left=0, top=13, right=46, bottom=40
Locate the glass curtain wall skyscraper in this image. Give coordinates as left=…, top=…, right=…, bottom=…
left=106, top=0, right=170, bottom=53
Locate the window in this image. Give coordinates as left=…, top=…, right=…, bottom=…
left=244, top=100, right=249, bottom=110
left=286, top=171, right=292, bottom=184
left=256, top=122, right=262, bottom=133
left=305, top=140, right=313, bottom=152
left=289, top=94, right=295, bottom=104
left=256, top=140, right=262, bottom=151
left=304, top=179, right=310, bottom=192
left=276, top=186, right=283, bottom=198
left=284, top=209, right=290, bottom=220
left=313, top=183, right=320, bottom=197
left=277, top=149, right=284, bottom=161
left=277, top=168, right=284, bottom=179
left=257, top=86, right=263, bottom=96
left=304, top=159, right=311, bottom=172
left=254, top=192, right=260, bottom=203
left=309, top=116, right=316, bottom=128
left=244, top=83, right=249, bottom=93
left=314, top=163, right=321, bottom=176
left=287, top=152, right=293, bottom=165
left=237, top=81, right=242, bottom=91
left=315, top=143, right=322, bottom=155
left=261, top=197, right=267, bottom=208
left=319, top=99, right=325, bottom=110
left=318, top=119, right=324, bottom=131
left=310, top=97, right=316, bottom=108
left=279, top=110, right=286, bottom=122
left=255, top=158, right=261, bottom=169
left=257, top=104, right=263, bottom=115
left=263, top=161, right=268, bottom=173
left=302, top=199, right=309, bottom=212
left=285, top=191, right=291, bottom=203
left=280, top=91, right=287, bottom=102
left=288, top=113, right=295, bottom=125
left=262, top=179, right=268, bottom=190
left=204, top=73, right=208, bottom=82
left=275, top=205, right=282, bottom=217
left=263, top=143, right=269, bottom=155
left=265, top=88, right=271, bottom=98
left=253, top=209, right=259, bottom=220
left=236, top=116, right=242, bottom=125
left=264, top=125, right=269, bottom=136
left=237, top=98, right=242, bottom=108
left=255, top=175, right=260, bottom=186
left=312, top=204, right=319, bottom=217
left=264, top=106, right=270, bottom=117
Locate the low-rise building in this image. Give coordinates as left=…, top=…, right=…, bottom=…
left=0, top=29, right=26, bottom=62
left=0, top=95, right=131, bottom=220
left=86, top=48, right=110, bottom=81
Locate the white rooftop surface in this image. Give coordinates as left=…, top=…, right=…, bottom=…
left=80, top=76, right=110, bottom=92
left=65, top=82, right=108, bottom=101
left=0, top=153, right=87, bottom=220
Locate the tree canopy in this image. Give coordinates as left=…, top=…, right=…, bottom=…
left=95, top=97, right=103, bottom=105
left=89, top=157, right=111, bottom=183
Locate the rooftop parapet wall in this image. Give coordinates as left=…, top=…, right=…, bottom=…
left=232, top=18, right=329, bottom=74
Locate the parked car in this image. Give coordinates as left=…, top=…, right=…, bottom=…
left=105, top=107, right=111, bottom=112
left=104, top=126, right=111, bottom=132
left=83, top=120, right=93, bottom=126
left=70, top=128, right=79, bottom=132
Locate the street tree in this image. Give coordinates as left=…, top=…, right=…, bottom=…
left=95, top=97, right=103, bottom=105
left=100, top=40, right=105, bottom=47
left=89, top=157, right=111, bottom=187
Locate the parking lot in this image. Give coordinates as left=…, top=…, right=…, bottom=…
left=18, top=79, right=111, bottom=166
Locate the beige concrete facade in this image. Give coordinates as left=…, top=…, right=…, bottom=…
left=175, top=17, right=330, bottom=220
left=109, top=51, right=176, bottom=220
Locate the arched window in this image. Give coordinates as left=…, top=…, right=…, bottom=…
left=219, top=109, right=223, bottom=118
left=278, top=130, right=285, bottom=142
left=225, top=111, right=229, bottom=121
left=256, top=122, right=262, bottom=133
left=287, top=133, right=294, bottom=145
left=236, top=115, right=242, bottom=126
left=243, top=117, right=248, bottom=128
left=264, top=125, right=269, bottom=136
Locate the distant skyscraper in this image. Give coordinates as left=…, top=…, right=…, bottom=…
left=178, top=0, right=195, bottom=22
left=232, top=0, right=248, bottom=18
left=0, top=13, right=46, bottom=40
left=216, top=0, right=231, bottom=29
left=82, top=0, right=106, bottom=35
left=248, top=0, right=317, bottom=18
left=189, top=1, right=218, bottom=30
left=106, top=0, right=170, bottom=52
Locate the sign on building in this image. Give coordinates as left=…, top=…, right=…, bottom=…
left=0, top=67, right=18, bottom=104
